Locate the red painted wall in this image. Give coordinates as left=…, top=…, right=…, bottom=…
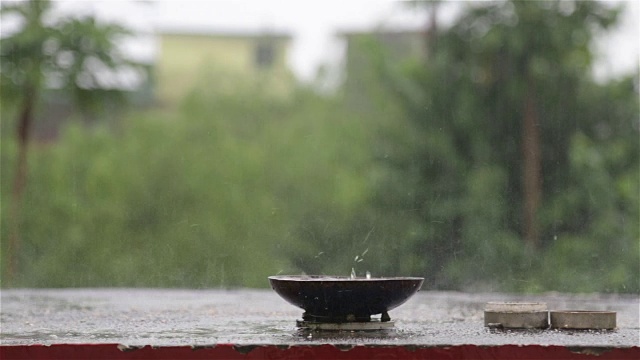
left=2, top=344, right=640, bottom=360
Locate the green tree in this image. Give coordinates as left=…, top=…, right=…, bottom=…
left=369, top=0, right=637, bottom=291
left=0, top=67, right=378, bottom=288
left=0, top=0, right=142, bottom=284
left=421, top=0, right=620, bottom=247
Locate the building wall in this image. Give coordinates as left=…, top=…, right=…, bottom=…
left=341, top=31, right=427, bottom=110
left=157, top=33, right=294, bottom=104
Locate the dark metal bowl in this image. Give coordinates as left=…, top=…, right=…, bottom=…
left=269, top=275, right=424, bottom=322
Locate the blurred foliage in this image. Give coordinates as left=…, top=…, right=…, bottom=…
left=0, top=0, right=143, bottom=114
left=1, top=0, right=147, bottom=285
left=1, top=79, right=374, bottom=287
left=355, top=0, right=639, bottom=292
left=1, top=0, right=638, bottom=292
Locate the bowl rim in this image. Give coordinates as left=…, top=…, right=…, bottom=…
left=268, top=275, right=425, bottom=282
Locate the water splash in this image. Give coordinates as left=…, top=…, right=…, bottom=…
left=350, top=267, right=356, bottom=279
left=366, top=271, right=371, bottom=279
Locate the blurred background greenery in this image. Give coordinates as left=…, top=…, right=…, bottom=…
left=1, top=0, right=638, bottom=292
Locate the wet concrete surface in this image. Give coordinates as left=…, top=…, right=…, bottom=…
left=1, top=289, right=638, bottom=347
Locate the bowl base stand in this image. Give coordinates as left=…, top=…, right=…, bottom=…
left=296, top=319, right=395, bottom=331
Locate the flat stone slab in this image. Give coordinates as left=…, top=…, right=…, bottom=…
left=1, top=289, right=638, bottom=348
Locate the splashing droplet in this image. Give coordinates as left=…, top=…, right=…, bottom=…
left=366, top=271, right=371, bottom=279
left=350, top=267, right=356, bottom=279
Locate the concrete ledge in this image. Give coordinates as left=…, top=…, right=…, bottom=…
left=1, top=289, right=638, bottom=359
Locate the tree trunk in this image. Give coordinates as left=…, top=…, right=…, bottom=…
left=522, top=80, right=541, bottom=249
left=7, top=84, right=36, bottom=284
left=424, top=1, right=440, bottom=59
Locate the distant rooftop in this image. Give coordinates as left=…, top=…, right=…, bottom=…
left=157, top=25, right=292, bottom=40
left=337, top=27, right=426, bottom=37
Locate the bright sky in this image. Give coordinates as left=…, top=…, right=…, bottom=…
left=3, top=0, right=639, bottom=82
